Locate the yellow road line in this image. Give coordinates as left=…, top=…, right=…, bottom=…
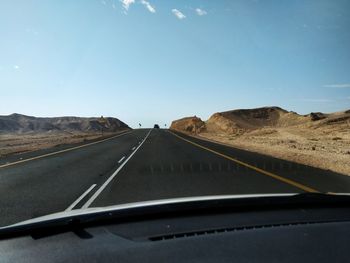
left=0, top=131, right=132, bottom=169
left=169, top=131, right=319, bottom=193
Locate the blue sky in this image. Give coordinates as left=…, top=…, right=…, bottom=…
left=0, top=0, right=349, bottom=128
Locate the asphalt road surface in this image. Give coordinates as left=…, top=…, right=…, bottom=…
left=1, top=128, right=350, bottom=226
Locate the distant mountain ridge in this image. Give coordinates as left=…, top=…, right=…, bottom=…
left=0, top=113, right=130, bottom=133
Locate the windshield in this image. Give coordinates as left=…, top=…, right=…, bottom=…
left=0, top=0, right=349, bottom=227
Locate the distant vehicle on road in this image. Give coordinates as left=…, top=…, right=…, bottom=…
left=154, top=124, right=160, bottom=129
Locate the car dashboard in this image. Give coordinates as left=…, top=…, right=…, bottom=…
left=1, top=195, right=350, bottom=262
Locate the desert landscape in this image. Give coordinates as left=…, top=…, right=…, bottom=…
left=0, top=114, right=130, bottom=157
left=170, top=107, right=350, bottom=176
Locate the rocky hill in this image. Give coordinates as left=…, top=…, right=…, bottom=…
left=170, top=106, right=350, bottom=175
left=0, top=113, right=130, bottom=134
left=171, top=106, right=350, bottom=135
left=170, top=116, right=206, bottom=134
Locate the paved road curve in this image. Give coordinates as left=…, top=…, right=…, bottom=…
left=1, top=128, right=350, bottom=226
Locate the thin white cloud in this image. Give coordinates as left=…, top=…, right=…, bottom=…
left=120, top=0, right=135, bottom=11
left=323, top=84, right=350, bottom=88
left=195, top=8, right=207, bottom=16
left=13, top=65, right=20, bottom=70
left=140, top=0, right=155, bottom=13
left=26, top=28, right=39, bottom=36
left=172, top=9, right=186, bottom=20
left=300, top=98, right=333, bottom=103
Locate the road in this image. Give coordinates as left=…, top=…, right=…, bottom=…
left=1, top=128, right=350, bottom=226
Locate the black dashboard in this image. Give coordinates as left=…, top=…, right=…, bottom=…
left=1, top=194, right=350, bottom=262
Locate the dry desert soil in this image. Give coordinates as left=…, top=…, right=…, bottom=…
left=0, top=114, right=130, bottom=157
left=170, top=107, right=350, bottom=176
left=0, top=132, right=120, bottom=157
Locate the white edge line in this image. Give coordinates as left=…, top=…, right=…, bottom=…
left=82, top=129, right=152, bottom=209
left=65, top=184, right=97, bottom=211
left=132, top=146, right=136, bottom=151
left=118, top=156, right=126, bottom=164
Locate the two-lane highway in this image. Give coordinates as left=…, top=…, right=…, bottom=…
left=91, top=129, right=350, bottom=207
left=1, top=128, right=350, bottom=226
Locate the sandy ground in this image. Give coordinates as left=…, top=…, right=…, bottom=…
left=196, top=125, right=350, bottom=176
left=171, top=108, right=350, bottom=176
left=0, top=131, right=124, bottom=158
